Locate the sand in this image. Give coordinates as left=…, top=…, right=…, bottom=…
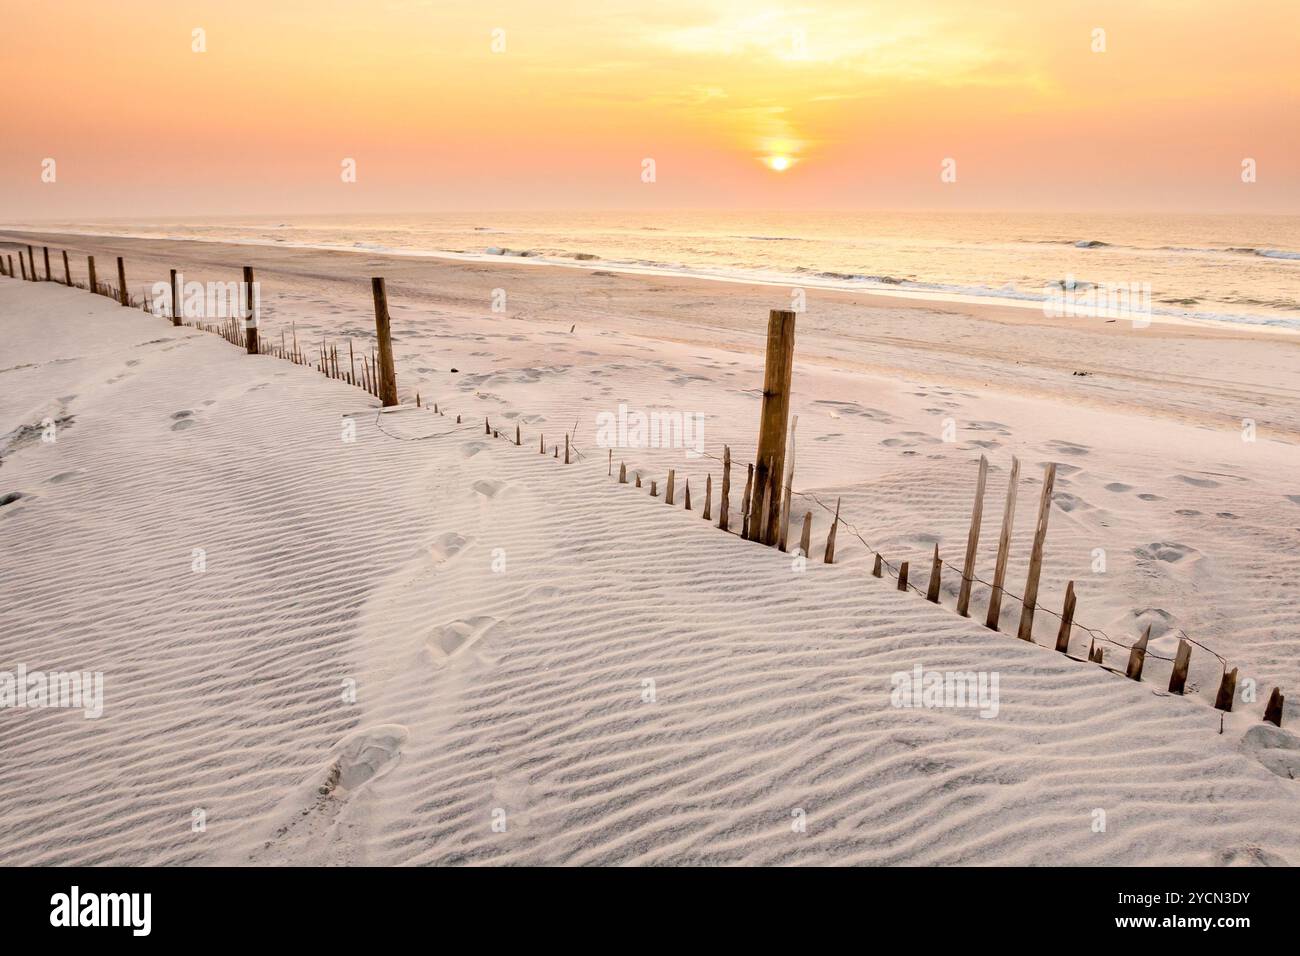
left=1, top=232, right=1298, bottom=865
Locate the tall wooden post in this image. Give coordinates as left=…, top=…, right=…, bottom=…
left=88, top=256, right=97, bottom=295
left=62, top=250, right=71, bottom=284
left=1016, top=463, right=1057, bottom=642
left=27, top=246, right=36, bottom=281
left=243, top=266, right=258, bottom=355
left=116, top=257, right=128, bottom=306
left=43, top=246, right=51, bottom=281
left=370, top=277, right=399, bottom=406
left=956, top=454, right=989, bottom=616
left=0, top=256, right=6, bottom=276
left=986, top=456, right=1020, bottom=630
left=753, top=309, right=796, bottom=545
left=718, top=446, right=731, bottom=531
left=20, top=254, right=28, bottom=280
left=170, top=268, right=181, bottom=325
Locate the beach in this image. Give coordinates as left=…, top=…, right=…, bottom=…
left=1, top=232, right=1298, bottom=865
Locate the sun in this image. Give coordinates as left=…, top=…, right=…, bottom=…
left=765, top=155, right=792, bottom=172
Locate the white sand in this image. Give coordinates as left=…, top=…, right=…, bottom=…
left=1, top=236, right=1298, bottom=865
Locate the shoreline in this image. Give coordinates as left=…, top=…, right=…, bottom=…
left=3, top=226, right=1296, bottom=338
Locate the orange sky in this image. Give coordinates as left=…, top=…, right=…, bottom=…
left=1, top=0, right=1297, bottom=217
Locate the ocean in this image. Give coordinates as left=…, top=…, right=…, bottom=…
left=14, top=211, right=1300, bottom=331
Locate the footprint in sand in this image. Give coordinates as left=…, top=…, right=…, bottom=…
left=1051, top=491, right=1088, bottom=512
left=48, top=469, right=84, bottom=484
left=472, top=478, right=509, bottom=499
left=1133, top=541, right=1198, bottom=563
left=332, top=725, right=408, bottom=792
left=1214, top=845, right=1291, bottom=867
left=425, top=616, right=500, bottom=667
left=1239, top=725, right=1300, bottom=782
left=1173, top=474, right=1221, bottom=488
left=1104, top=482, right=1132, bottom=493
left=1137, top=493, right=1163, bottom=501
left=170, top=410, right=197, bottom=431
left=462, top=441, right=489, bottom=458
left=1046, top=439, right=1091, bottom=456
left=0, top=491, right=25, bottom=507
left=430, top=532, right=470, bottom=566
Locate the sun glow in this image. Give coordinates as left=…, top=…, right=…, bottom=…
left=765, top=155, right=792, bottom=172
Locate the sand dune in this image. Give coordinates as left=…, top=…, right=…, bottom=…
left=1, top=244, right=1298, bottom=865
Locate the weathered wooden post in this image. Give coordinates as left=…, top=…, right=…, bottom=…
left=20, top=255, right=28, bottom=280
left=799, top=512, right=812, bottom=557
left=985, top=457, right=1020, bottom=630
left=1263, top=687, right=1284, bottom=727
left=0, top=256, right=6, bottom=276
left=88, top=256, right=97, bottom=296
left=665, top=469, right=675, bottom=505
left=1126, top=626, right=1151, bottom=680
left=650, top=480, right=657, bottom=497
left=872, top=554, right=883, bottom=577
left=62, top=250, right=71, bottom=285
left=26, top=246, right=36, bottom=280
left=684, top=479, right=692, bottom=511
left=1168, top=640, right=1192, bottom=694
left=6, top=255, right=13, bottom=277
left=719, top=446, right=731, bottom=532
left=778, top=415, right=798, bottom=551
left=926, top=545, right=942, bottom=603
left=753, top=309, right=796, bottom=545
left=243, top=266, right=258, bottom=354
left=564, top=433, right=570, bottom=464
left=619, top=461, right=627, bottom=484
left=1054, top=581, right=1076, bottom=653
left=740, top=463, right=754, bottom=539
left=1214, top=666, right=1238, bottom=712
left=1016, top=463, right=1057, bottom=642
left=116, top=257, right=128, bottom=307
left=485, top=417, right=492, bottom=435
left=897, top=561, right=909, bottom=590
left=43, top=246, right=51, bottom=281
left=957, top=455, right=989, bottom=616
left=823, top=498, right=840, bottom=564
left=702, top=474, right=712, bottom=520
left=169, top=268, right=181, bottom=325
left=370, top=277, right=399, bottom=407
left=516, top=425, right=521, bottom=446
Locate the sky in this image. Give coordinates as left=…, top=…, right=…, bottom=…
left=1, top=0, right=1297, bottom=218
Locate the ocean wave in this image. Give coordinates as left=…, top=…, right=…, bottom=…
left=1257, top=249, right=1300, bottom=260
